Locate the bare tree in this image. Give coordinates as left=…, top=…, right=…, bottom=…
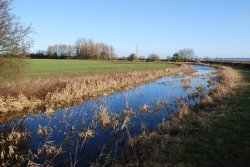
left=47, top=45, right=58, bottom=57
left=178, top=48, right=195, bottom=61
left=0, top=0, right=32, bottom=55
left=74, top=38, right=116, bottom=60
left=47, top=44, right=76, bottom=58
left=0, top=0, right=32, bottom=82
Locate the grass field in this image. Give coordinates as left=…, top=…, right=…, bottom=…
left=26, top=59, right=176, bottom=77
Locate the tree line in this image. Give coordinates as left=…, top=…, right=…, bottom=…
left=30, top=39, right=117, bottom=60
left=123, top=49, right=196, bottom=62
left=172, top=48, right=196, bottom=62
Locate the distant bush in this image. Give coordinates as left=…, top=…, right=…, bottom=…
left=172, top=53, right=181, bottom=62
left=147, top=54, right=160, bottom=62
left=127, top=53, right=138, bottom=61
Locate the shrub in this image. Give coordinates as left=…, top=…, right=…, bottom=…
left=172, top=53, right=181, bottom=62
left=0, top=55, right=28, bottom=83
left=147, top=54, right=160, bottom=62
left=127, top=53, right=138, bottom=61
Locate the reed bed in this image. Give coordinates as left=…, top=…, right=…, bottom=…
left=0, top=65, right=195, bottom=123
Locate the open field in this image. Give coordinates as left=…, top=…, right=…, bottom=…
left=26, top=59, right=177, bottom=77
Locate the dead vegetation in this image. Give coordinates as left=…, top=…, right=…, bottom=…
left=109, top=65, right=242, bottom=166
left=0, top=64, right=195, bottom=123
left=79, top=130, right=95, bottom=139
left=182, top=77, right=191, bottom=89
left=200, top=66, right=241, bottom=105
left=140, top=104, right=150, bottom=113
left=99, top=106, right=110, bottom=130
left=121, top=107, right=136, bottom=130
left=0, top=128, right=30, bottom=166
left=188, top=86, right=205, bottom=98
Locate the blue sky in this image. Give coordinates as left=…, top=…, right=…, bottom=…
left=13, top=0, right=250, bottom=58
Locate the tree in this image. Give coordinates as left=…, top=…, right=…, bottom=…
left=30, top=50, right=47, bottom=59
left=139, top=56, right=146, bottom=61
left=47, top=44, right=76, bottom=58
left=0, top=0, right=32, bottom=54
left=0, top=0, right=32, bottom=81
left=147, top=53, right=160, bottom=62
left=74, top=38, right=116, bottom=60
left=127, top=53, right=138, bottom=61
left=172, top=53, right=181, bottom=62
left=177, top=48, right=195, bottom=61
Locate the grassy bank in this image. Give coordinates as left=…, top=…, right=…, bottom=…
left=26, top=59, right=176, bottom=77
left=112, top=66, right=250, bottom=167
left=187, top=68, right=250, bottom=167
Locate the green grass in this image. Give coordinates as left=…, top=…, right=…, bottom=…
left=26, top=59, right=176, bottom=77
left=175, top=68, right=250, bottom=167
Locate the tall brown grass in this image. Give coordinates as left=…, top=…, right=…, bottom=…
left=99, top=106, right=110, bottom=129
left=182, top=78, right=191, bottom=89
left=200, top=66, right=241, bottom=105
left=0, top=65, right=195, bottom=123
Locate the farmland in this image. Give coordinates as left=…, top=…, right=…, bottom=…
left=25, top=59, right=177, bottom=78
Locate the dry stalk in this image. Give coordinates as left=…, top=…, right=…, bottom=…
left=182, top=78, right=191, bottom=89
left=99, top=106, right=110, bottom=129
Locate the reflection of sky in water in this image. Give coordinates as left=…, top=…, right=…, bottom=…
left=0, top=65, right=217, bottom=166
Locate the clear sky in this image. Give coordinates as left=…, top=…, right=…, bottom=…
left=13, top=0, right=250, bottom=58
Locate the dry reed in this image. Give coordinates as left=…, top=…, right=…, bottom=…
left=140, top=104, right=150, bottom=113
left=182, top=78, right=191, bottom=89
left=0, top=64, right=195, bottom=123
left=99, top=106, right=110, bottom=129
